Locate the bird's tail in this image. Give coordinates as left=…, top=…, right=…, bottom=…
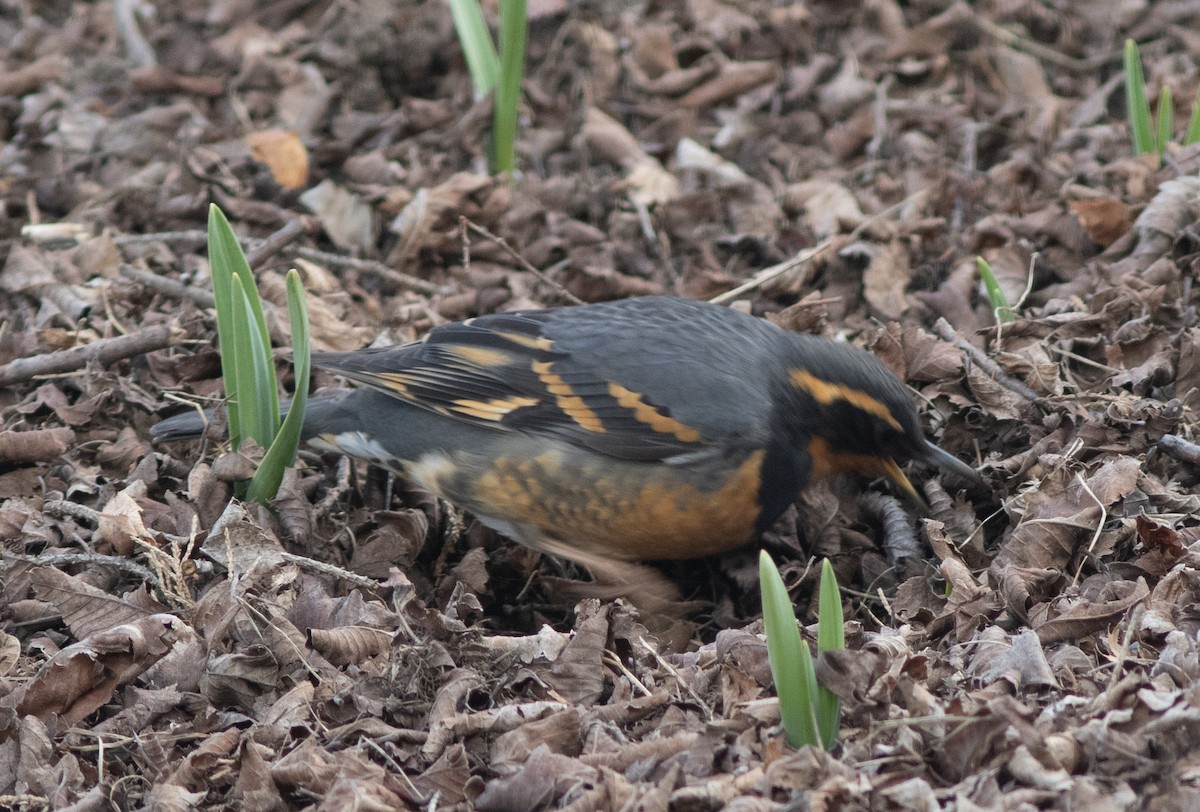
left=150, top=397, right=336, bottom=444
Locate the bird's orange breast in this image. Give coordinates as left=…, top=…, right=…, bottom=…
left=466, top=447, right=766, bottom=560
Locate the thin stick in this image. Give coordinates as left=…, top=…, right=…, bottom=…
left=245, top=218, right=309, bottom=269
left=0, top=323, right=184, bottom=387
left=112, top=229, right=207, bottom=245
left=1158, top=434, right=1200, bottom=465
left=119, top=265, right=215, bottom=308
left=710, top=192, right=926, bottom=305
left=292, top=247, right=439, bottom=295
left=460, top=217, right=584, bottom=305
left=972, top=14, right=1102, bottom=74
left=932, top=318, right=1039, bottom=402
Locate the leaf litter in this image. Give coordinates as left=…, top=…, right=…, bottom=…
left=2, top=1, right=1200, bottom=810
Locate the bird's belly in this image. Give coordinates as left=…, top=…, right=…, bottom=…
left=413, top=444, right=766, bottom=561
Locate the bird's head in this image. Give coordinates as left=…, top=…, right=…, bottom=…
left=778, top=336, right=983, bottom=504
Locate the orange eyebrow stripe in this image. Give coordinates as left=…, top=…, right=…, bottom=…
left=532, top=360, right=606, bottom=433
left=788, top=369, right=903, bottom=432
left=606, top=382, right=702, bottom=442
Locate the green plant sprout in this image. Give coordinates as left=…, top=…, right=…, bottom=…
left=1124, top=39, right=1200, bottom=157
left=759, top=553, right=845, bottom=750
left=208, top=204, right=311, bottom=503
left=450, top=0, right=528, bottom=174
left=976, top=257, right=1015, bottom=325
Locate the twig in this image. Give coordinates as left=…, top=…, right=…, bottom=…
left=972, top=14, right=1102, bottom=74
left=932, top=318, right=1039, bottom=402
left=245, top=217, right=309, bottom=269
left=460, top=217, right=584, bottom=305
left=1158, top=434, right=1200, bottom=465
left=1071, top=472, right=1106, bottom=588
left=114, top=223, right=438, bottom=295
left=0, top=323, right=185, bottom=387
left=112, top=229, right=207, bottom=246
left=315, top=456, right=354, bottom=517
left=293, top=246, right=439, bottom=295
left=119, top=265, right=216, bottom=308
left=710, top=192, right=926, bottom=305
left=278, top=551, right=380, bottom=589
left=3, top=550, right=159, bottom=586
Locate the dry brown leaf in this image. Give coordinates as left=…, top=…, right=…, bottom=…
left=0, top=630, right=19, bottom=677
left=860, top=241, right=911, bottom=321
left=31, top=567, right=157, bottom=641
left=12, top=614, right=181, bottom=726
left=966, top=627, right=1057, bottom=688
left=299, top=179, right=374, bottom=251
left=678, top=60, right=779, bottom=107
left=245, top=129, right=309, bottom=190
left=476, top=746, right=598, bottom=811
left=1070, top=198, right=1133, bottom=246
left=490, top=707, right=583, bottom=773
left=201, top=646, right=281, bottom=710
left=307, top=626, right=391, bottom=666
left=413, top=743, right=479, bottom=806
left=98, top=487, right=154, bottom=555
left=1036, top=578, right=1150, bottom=645
left=543, top=600, right=609, bottom=705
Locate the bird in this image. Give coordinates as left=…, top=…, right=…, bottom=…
left=153, top=296, right=982, bottom=570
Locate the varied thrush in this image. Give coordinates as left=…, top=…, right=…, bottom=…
left=154, top=296, right=981, bottom=568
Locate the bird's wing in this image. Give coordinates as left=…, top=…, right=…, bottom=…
left=312, top=309, right=729, bottom=462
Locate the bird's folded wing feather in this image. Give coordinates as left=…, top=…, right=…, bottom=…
left=312, top=313, right=711, bottom=461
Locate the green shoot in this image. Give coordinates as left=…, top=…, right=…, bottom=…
left=976, top=257, right=1015, bottom=324
left=492, top=0, right=527, bottom=174
left=207, top=204, right=310, bottom=503
left=1156, top=85, right=1173, bottom=155
left=246, top=270, right=310, bottom=503
left=1124, top=39, right=1155, bottom=156
left=449, top=0, right=500, bottom=98
left=449, top=0, right=528, bottom=174
left=815, top=559, right=845, bottom=748
left=759, top=552, right=844, bottom=750
left=209, top=205, right=276, bottom=450
left=1185, top=87, right=1200, bottom=145
left=228, top=271, right=278, bottom=449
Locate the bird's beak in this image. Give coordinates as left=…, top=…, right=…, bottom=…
left=884, top=442, right=984, bottom=513
left=883, top=458, right=924, bottom=506
left=920, top=440, right=986, bottom=487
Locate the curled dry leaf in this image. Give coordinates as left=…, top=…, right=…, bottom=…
left=201, top=645, right=281, bottom=710
left=1035, top=578, right=1151, bottom=646
left=858, top=240, right=911, bottom=321
left=677, top=60, right=779, bottom=108
left=542, top=600, right=610, bottom=706
left=98, top=487, right=154, bottom=555
left=490, top=707, right=583, bottom=773
left=0, top=629, right=20, bottom=677
left=0, top=427, right=74, bottom=465
left=584, top=108, right=679, bottom=206
left=307, top=625, right=392, bottom=666
left=476, top=745, right=599, bottom=811
left=11, top=614, right=182, bottom=726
